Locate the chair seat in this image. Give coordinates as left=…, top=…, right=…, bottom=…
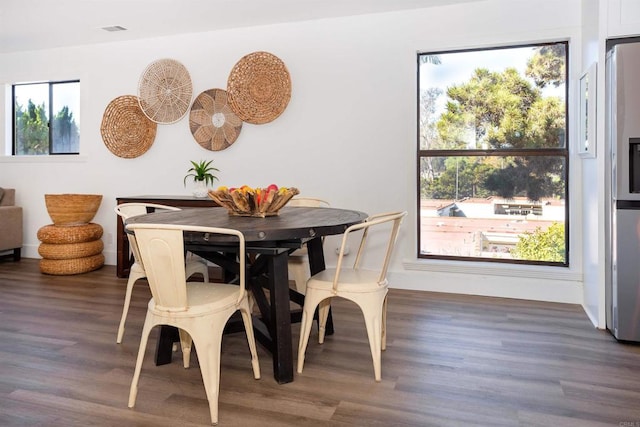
left=148, top=282, right=241, bottom=315
left=308, top=268, right=387, bottom=293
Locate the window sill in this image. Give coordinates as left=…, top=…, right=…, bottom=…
left=0, top=155, right=88, bottom=163
left=402, top=258, right=581, bottom=282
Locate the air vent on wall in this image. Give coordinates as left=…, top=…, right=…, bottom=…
left=101, top=25, right=127, bottom=32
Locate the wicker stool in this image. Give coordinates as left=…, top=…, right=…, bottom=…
left=39, top=194, right=104, bottom=275
left=37, top=223, right=105, bottom=275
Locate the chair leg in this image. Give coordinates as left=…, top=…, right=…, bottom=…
left=239, top=298, right=261, bottom=379
left=179, top=329, right=192, bottom=368
left=128, top=312, right=154, bottom=408
left=382, top=295, right=388, bottom=351
left=297, top=291, right=324, bottom=374
left=117, top=270, right=145, bottom=344
left=357, top=293, right=387, bottom=382
left=317, top=299, right=332, bottom=344
left=201, top=262, right=210, bottom=283
left=190, top=319, right=226, bottom=425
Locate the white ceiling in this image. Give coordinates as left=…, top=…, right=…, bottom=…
left=0, top=0, right=482, bottom=54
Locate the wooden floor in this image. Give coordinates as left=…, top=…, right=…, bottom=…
left=1, top=259, right=639, bottom=426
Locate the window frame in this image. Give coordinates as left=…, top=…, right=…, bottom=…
left=12, top=79, right=80, bottom=156
left=416, top=41, right=570, bottom=267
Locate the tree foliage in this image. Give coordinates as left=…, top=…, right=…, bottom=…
left=525, top=45, right=566, bottom=88
left=15, top=100, right=49, bottom=155
left=440, top=67, right=541, bottom=149
left=426, top=157, right=493, bottom=199
left=51, top=106, right=80, bottom=153
left=511, top=222, right=565, bottom=262
left=421, top=45, right=566, bottom=201
left=14, top=100, right=79, bottom=155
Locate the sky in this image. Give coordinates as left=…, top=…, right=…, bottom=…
left=419, top=45, right=565, bottom=117
left=14, top=82, right=80, bottom=122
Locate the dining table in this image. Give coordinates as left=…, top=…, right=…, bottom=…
left=125, top=205, right=368, bottom=384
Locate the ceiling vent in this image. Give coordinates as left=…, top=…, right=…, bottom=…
left=101, top=25, right=127, bottom=32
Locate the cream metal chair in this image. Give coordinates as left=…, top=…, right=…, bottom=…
left=287, top=197, right=330, bottom=294
left=126, top=223, right=260, bottom=425
left=297, top=211, right=407, bottom=382
left=114, top=203, right=209, bottom=344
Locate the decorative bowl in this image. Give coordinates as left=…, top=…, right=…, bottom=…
left=208, top=185, right=299, bottom=217
left=45, top=194, right=103, bottom=226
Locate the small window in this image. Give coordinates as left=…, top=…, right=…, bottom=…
left=13, top=80, right=80, bottom=155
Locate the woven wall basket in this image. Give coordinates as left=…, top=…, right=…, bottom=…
left=40, top=254, right=105, bottom=275
left=38, top=240, right=104, bottom=260
left=101, top=95, right=157, bottom=158
left=227, top=51, right=291, bottom=125
left=189, top=89, right=242, bottom=151
left=37, top=223, right=104, bottom=244
left=138, top=58, right=193, bottom=124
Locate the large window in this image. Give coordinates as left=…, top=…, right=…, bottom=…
left=417, top=42, right=568, bottom=266
left=13, top=80, right=80, bottom=155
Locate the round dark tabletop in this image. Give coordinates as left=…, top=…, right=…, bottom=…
left=126, top=206, right=368, bottom=243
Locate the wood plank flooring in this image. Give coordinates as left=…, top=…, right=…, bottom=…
left=1, top=258, right=639, bottom=426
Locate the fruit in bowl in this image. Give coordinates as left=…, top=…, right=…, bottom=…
left=208, top=184, right=299, bottom=217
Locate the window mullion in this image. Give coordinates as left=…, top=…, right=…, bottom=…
left=48, top=83, right=53, bottom=155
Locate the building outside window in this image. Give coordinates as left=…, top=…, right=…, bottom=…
left=417, top=42, right=568, bottom=265
left=13, top=80, right=80, bottom=155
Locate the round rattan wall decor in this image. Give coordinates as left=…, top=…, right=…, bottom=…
left=189, top=89, right=242, bottom=151
left=227, top=51, right=291, bottom=125
left=138, top=58, right=193, bottom=124
left=100, top=95, right=157, bottom=159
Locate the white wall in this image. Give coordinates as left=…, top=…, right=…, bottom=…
left=0, top=0, right=585, bottom=304
left=580, top=0, right=602, bottom=327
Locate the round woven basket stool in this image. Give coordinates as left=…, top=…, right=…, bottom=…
left=38, top=193, right=104, bottom=275
left=37, top=223, right=104, bottom=244
left=38, top=240, right=104, bottom=260
left=40, top=254, right=105, bottom=276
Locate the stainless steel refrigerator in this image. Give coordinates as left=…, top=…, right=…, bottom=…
left=607, top=39, right=640, bottom=342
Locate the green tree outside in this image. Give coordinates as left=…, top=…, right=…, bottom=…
left=15, top=100, right=49, bottom=155
left=511, top=222, right=566, bottom=262
left=15, top=99, right=79, bottom=155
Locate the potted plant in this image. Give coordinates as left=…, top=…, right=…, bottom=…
left=184, top=160, right=219, bottom=197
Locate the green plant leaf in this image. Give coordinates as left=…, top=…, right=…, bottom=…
left=184, top=159, right=219, bottom=187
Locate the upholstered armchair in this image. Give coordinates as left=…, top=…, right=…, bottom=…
left=0, top=188, right=23, bottom=261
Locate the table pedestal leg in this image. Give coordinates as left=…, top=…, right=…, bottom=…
left=268, top=250, right=294, bottom=384
left=155, top=326, right=179, bottom=365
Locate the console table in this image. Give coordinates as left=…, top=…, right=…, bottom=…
left=115, top=195, right=218, bottom=278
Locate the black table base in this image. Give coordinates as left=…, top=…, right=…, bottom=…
left=154, top=238, right=334, bottom=384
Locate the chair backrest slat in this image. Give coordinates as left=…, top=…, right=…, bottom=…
left=115, top=203, right=183, bottom=269
left=115, top=203, right=181, bottom=220
left=133, top=226, right=189, bottom=311
left=333, top=211, right=407, bottom=291
left=287, top=197, right=330, bottom=208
